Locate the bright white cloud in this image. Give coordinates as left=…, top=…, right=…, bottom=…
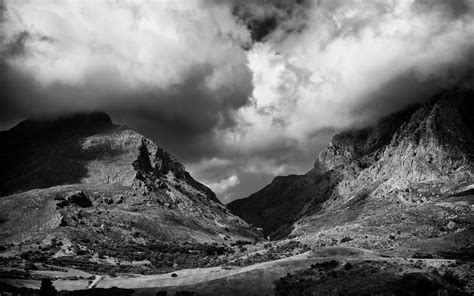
left=2, top=0, right=474, bottom=202
left=207, top=175, right=240, bottom=195
left=2, top=0, right=250, bottom=96
left=221, top=0, right=474, bottom=157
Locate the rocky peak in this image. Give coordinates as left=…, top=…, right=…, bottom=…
left=134, top=137, right=186, bottom=180
left=230, top=89, right=474, bottom=237
left=318, top=105, right=417, bottom=173
left=318, top=89, right=474, bottom=208
left=0, top=112, right=218, bottom=203
left=0, top=112, right=262, bottom=248
left=132, top=137, right=219, bottom=203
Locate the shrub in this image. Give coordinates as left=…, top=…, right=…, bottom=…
left=40, top=278, right=57, bottom=296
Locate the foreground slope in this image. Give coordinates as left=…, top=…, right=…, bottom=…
left=2, top=246, right=472, bottom=295
left=0, top=112, right=261, bottom=275
left=229, top=90, right=474, bottom=258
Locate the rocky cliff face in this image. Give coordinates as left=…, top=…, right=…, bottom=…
left=0, top=112, right=261, bottom=248
left=0, top=112, right=219, bottom=203
left=321, top=90, right=473, bottom=207
left=229, top=90, right=474, bottom=249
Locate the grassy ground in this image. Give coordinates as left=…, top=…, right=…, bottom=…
left=1, top=246, right=472, bottom=295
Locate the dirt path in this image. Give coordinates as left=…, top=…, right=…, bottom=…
left=96, top=252, right=313, bottom=289
left=87, top=275, right=104, bottom=289
left=0, top=246, right=461, bottom=294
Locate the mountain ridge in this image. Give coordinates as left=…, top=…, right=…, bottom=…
left=0, top=111, right=262, bottom=250
left=0, top=112, right=219, bottom=204
left=229, top=89, right=474, bottom=244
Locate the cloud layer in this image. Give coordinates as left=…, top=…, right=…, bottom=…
left=2, top=0, right=474, bottom=202
left=1, top=0, right=252, bottom=159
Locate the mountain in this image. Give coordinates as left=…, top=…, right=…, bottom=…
left=1, top=97, right=473, bottom=296
left=0, top=112, right=218, bottom=202
left=0, top=112, right=262, bottom=274
left=229, top=90, right=473, bottom=258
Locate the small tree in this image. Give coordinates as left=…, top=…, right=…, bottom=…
left=40, top=278, right=57, bottom=296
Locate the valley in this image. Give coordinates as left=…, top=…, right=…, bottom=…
left=1, top=90, right=473, bottom=295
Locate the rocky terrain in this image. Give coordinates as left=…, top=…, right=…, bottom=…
left=224, top=89, right=474, bottom=294
left=0, top=112, right=262, bottom=279
left=230, top=89, right=473, bottom=239
left=1, top=90, right=473, bottom=295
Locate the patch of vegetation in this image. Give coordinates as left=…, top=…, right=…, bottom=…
left=274, top=259, right=472, bottom=296
left=231, top=241, right=311, bottom=267
left=0, top=269, right=31, bottom=279
left=49, top=239, right=235, bottom=275
left=0, top=282, right=39, bottom=295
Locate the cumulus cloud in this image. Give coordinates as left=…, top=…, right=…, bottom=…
left=0, top=0, right=252, bottom=159
left=2, top=1, right=250, bottom=88
left=1, top=0, right=474, bottom=202
left=207, top=175, right=240, bottom=202
left=207, top=0, right=474, bottom=201
left=223, top=0, right=474, bottom=157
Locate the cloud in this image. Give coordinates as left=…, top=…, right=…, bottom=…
left=1, top=0, right=474, bottom=202
left=230, top=0, right=310, bottom=43
left=187, top=126, right=334, bottom=202
left=220, top=0, right=474, bottom=158
left=0, top=0, right=252, bottom=160
left=207, top=175, right=240, bottom=199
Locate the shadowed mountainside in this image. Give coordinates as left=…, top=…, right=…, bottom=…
left=0, top=112, right=262, bottom=260
left=229, top=90, right=474, bottom=252
left=0, top=112, right=218, bottom=203
left=1, top=94, right=473, bottom=295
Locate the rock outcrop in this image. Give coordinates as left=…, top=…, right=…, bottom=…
left=0, top=112, right=261, bottom=246
left=229, top=89, right=474, bottom=242
left=0, top=112, right=218, bottom=203
left=321, top=90, right=473, bottom=206
left=55, top=191, right=92, bottom=208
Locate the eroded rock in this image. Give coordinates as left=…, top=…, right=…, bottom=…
left=55, top=191, right=92, bottom=208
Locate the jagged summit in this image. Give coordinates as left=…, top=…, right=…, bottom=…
left=229, top=89, right=474, bottom=244
left=0, top=111, right=261, bottom=247
left=317, top=90, right=473, bottom=201
left=0, top=111, right=218, bottom=202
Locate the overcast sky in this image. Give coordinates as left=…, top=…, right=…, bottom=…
left=2, top=0, right=474, bottom=203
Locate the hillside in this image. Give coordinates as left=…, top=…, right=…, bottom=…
left=229, top=90, right=474, bottom=257
left=0, top=112, right=262, bottom=275
left=1, top=92, right=473, bottom=295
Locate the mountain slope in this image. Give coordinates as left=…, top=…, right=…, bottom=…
left=0, top=112, right=262, bottom=271
left=229, top=90, right=474, bottom=257
left=0, top=112, right=218, bottom=202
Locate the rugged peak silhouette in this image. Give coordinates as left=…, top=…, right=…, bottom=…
left=229, top=89, right=474, bottom=240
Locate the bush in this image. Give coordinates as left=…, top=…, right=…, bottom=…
left=40, top=278, right=57, bottom=296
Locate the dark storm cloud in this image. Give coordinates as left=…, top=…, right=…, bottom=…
left=108, top=66, right=252, bottom=161
left=413, top=0, right=473, bottom=18
left=230, top=0, right=310, bottom=43
left=0, top=58, right=252, bottom=161
left=2, top=0, right=474, bottom=202
left=189, top=126, right=336, bottom=203
left=1, top=29, right=56, bottom=59
left=351, top=54, right=474, bottom=127
left=0, top=0, right=253, bottom=161
left=2, top=31, right=30, bottom=57
left=0, top=0, right=6, bottom=22
left=247, top=16, right=277, bottom=42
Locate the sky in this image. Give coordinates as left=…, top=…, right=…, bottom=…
left=1, top=0, right=474, bottom=203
